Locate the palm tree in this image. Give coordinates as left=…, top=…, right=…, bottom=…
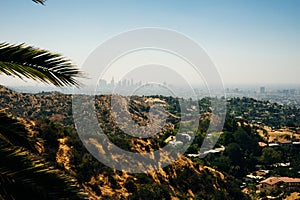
left=0, top=42, right=85, bottom=199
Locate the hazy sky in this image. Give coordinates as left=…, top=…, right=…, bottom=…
left=0, top=0, right=299, bottom=87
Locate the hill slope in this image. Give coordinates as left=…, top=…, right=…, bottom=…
left=0, top=85, right=248, bottom=199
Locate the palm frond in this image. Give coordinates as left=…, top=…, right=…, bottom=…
left=0, top=145, right=86, bottom=199
left=0, top=112, right=36, bottom=152
left=0, top=111, right=86, bottom=199
left=0, top=43, right=82, bottom=87
left=32, top=0, right=46, bottom=5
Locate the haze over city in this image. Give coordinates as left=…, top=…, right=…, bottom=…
left=1, top=0, right=300, bottom=88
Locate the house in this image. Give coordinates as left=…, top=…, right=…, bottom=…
left=268, top=143, right=280, bottom=147
left=176, top=133, right=192, bottom=142
left=260, top=177, right=282, bottom=192
left=259, top=177, right=300, bottom=193
left=279, top=177, right=300, bottom=191
left=244, top=174, right=264, bottom=183
left=169, top=140, right=183, bottom=147
left=271, top=162, right=290, bottom=168
left=199, top=146, right=225, bottom=157
left=293, top=141, right=300, bottom=147
left=187, top=146, right=225, bottom=157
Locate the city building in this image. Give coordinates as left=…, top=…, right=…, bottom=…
left=260, top=86, right=266, bottom=94
left=98, top=79, right=107, bottom=87
left=110, top=77, right=115, bottom=87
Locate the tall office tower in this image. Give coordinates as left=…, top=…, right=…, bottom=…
left=110, top=77, right=115, bottom=87
left=260, top=86, right=266, bottom=94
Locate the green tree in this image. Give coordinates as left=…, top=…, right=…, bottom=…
left=225, top=143, right=246, bottom=177
left=260, top=147, right=282, bottom=165
left=225, top=143, right=245, bottom=166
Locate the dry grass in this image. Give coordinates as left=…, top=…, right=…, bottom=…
left=257, top=126, right=300, bottom=143
left=284, top=192, right=300, bottom=200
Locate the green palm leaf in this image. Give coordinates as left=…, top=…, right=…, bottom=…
left=0, top=111, right=86, bottom=199
left=32, top=0, right=46, bottom=5
left=0, top=43, right=82, bottom=87
left=0, top=145, right=86, bottom=200
left=0, top=112, right=36, bottom=152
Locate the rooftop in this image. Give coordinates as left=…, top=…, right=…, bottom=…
left=260, top=177, right=300, bottom=185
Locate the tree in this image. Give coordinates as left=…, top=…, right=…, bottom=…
left=225, top=143, right=246, bottom=177
left=225, top=143, right=245, bottom=166
left=260, top=147, right=282, bottom=165
left=0, top=41, right=84, bottom=198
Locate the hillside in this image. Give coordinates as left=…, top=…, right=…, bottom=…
left=0, top=85, right=248, bottom=199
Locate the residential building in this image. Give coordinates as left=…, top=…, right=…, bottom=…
left=259, top=177, right=300, bottom=193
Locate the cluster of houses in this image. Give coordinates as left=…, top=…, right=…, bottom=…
left=167, top=131, right=300, bottom=197
left=242, top=140, right=300, bottom=197
left=165, top=132, right=226, bottom=157
left=242, top=170, right=300, bottom=199
left=243, top=172, right=300, bottom=193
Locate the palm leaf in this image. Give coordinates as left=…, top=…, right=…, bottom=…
left=0, top=43, right=82, bottom=87
left=0, top=111, right=36, bottom=152
left=32, top=0, right=46, bottom=5
left=0, top=112, right=86, bottom=199
left=0, top=145, right=86, bottom=200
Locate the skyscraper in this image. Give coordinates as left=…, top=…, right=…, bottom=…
left=260, top=86, right=266, bottom=94
left=110, top=77, right=115, bottom=87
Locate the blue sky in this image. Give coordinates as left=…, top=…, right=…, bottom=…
left=0, top=0, right=299, bottom=86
